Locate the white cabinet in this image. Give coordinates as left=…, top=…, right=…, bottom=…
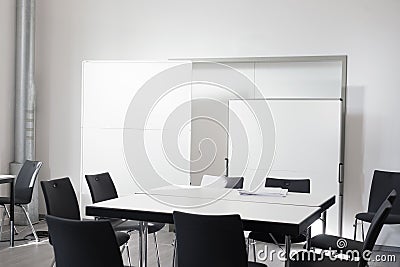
left=81, top=61, right=192, bottom=215
left=81, top=57, right=346, bottom=234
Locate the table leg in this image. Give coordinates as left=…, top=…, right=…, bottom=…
left=138, top=221, right=148, bottom=267
left=285, top=235, right=291, bottom=267
left=143, top=222, right=148, bottom=267
left=305, top=227, right=311, bottom=250
left=139, top=222, right=143, bottom=267
left=322, top=211, right=327, bottom=234
left=10, top=180, right=14, bottom=247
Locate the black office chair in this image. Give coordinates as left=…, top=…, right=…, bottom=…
left=308, top=190, right=397, bottom=253
left=248, top=178, right=311, bottom=260
left=173, top=211, right=266, bottom=267
left=0, top=160, right=42, bottom=242
left=291, top=190, right=395, bottom=267
left=171, top=175, right=244, bottom=266
left=41, top=178, right=131, bottom=265
left=85, top=172, right=164, bottom=267
left=225, top=176, right=244, bottom=189
left=353, top=170, right=400, bottom=240
left=264, top=177, right=310, bottom=193
left=46, top=215, right=130, bottom=267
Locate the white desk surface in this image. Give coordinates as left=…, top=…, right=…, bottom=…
left=87, top=193, right=320, bottom=227
left=0, top=175, right=15, bottom=182
left=137, top=185, right=335, bottom=208
left=0, top=175, right=15, bottom=179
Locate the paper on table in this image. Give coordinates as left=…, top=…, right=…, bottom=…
left=238, top=187, right=288, bottom=197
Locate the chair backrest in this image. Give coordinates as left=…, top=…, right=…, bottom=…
left=173, top=211, right=248, bottom=267
left=85, top=172, right=118, bottom=203
left=15, top=160, right=43, bottom=204
left=41, top=177, right=80, bottom=220
left=201, top=175, right=244, bottom=189
left=226, top=177, right=244, bottom=189
left=368, top=170, right=400, bottom=214
left=46, top=215, right=124, bottom=267
left=359, top=190, right=396, bottom=267
left=265, top=177, right=310, bottom=193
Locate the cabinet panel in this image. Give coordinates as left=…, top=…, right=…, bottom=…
left=82, top=61, right=190, bottom=129
left=255, top=61, right=342, bottom=98
left=190, top=62, right=255, bottom=185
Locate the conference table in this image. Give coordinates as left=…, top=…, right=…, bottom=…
left=0, top=175, right=15, bottom=247
left=86, top=186, right=335, bottom=267
left=139, top=185, right=334, bottom=236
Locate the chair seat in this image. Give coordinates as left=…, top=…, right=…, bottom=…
left=248, top=261, right=267, bottom=266
left=309, top=234, right=362, bottom=252
left=147, top=222, right=165, bottom=233
left=107, top=218, right=128, bottom=227
left=290, top=252, right=358, bottom=267
left=0, top=197, right=30, bottom=205
left=112, top=219, right=165, bottom=234
left=114, top=231, right=130, bottom=246
left=356, top=212, right=400, bottom=224
left=50, top=220, right=131, bottom=248
left=248, top=231, right=307, bottom=244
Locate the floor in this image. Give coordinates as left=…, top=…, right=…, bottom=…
left=0, top=221, right=399, bottom=267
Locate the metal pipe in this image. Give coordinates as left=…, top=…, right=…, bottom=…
left=12, top=0, right=37, bottom=225
left=14, top=0, right=36, bottom=163
left=24, top=0, right=36, bottom=161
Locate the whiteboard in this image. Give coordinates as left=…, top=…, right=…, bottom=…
left=229, top=99, right=342, bottom=234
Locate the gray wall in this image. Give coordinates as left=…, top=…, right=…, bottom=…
left=0, top=0, right=15, bottom=195
left=2, top=0, right=396, bottom=244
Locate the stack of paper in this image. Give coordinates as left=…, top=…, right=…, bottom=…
left=238, top=187, right=288, bottom=197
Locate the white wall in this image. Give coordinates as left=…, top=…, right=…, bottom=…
left=0, top=0, right=15, bottom=194
left=35, top=0, right=400, bottom=244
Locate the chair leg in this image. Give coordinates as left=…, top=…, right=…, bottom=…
left=126, top=243, right=132, bottom=267
left=252, top=239, right=257, bottom=262
left=153, top=233, right=161, bottom=267
left=361, top=221, right=365, bottom=242
left=269, top=233, right=285, bottom=251
left=4, top=205, right=19, bottom=235
left=120, top=243, right=131, bottom=267
left=20, top=205, right=39, bottom=242
left=353, top=218, right=358, bottom=240
left=172, top=238, right=177, bottom=267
